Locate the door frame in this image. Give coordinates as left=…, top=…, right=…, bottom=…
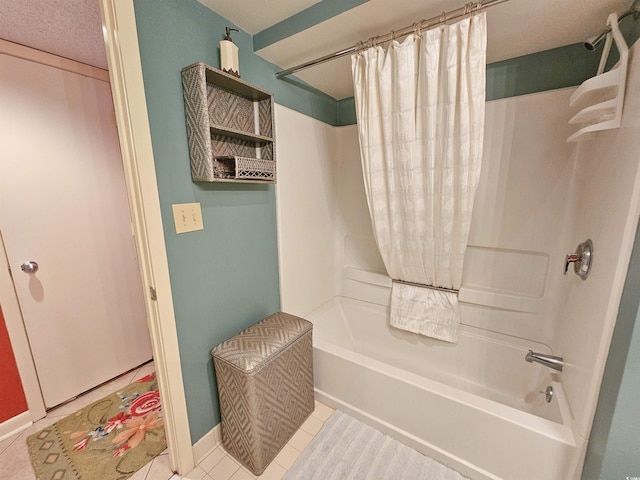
left=99, top=0, right=194, bottom=474
left=0, top=3, right=194, bottom=473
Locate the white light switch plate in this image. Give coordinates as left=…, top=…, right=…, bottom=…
left=172, top=202, right=204, bottom=234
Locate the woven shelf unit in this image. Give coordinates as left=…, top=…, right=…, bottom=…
left=181, top=62, right=276, bottom=183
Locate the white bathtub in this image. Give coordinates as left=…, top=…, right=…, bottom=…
left=307, top=296, right=578, bottom=480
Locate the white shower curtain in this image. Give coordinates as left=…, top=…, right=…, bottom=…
left=351, top=13, right=486, bottom=343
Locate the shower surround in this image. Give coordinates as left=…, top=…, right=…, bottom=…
left=275, top=43, right=640, bottom=480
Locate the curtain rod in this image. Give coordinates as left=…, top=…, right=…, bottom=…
left=275, top=0, right=510, bottom=80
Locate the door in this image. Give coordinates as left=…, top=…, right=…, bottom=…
left=0, top=54, right=152, bottom=408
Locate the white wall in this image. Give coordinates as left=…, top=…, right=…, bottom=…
left=275, top=104, right=340, bottom=316
left=554, top=45, right=640, bottom=441
left=331, top=88, right=579, bottom=347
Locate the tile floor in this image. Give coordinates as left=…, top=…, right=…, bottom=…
left=182, top=400, right=335, bottom=480
left=0, top=361, right=335, bottom=480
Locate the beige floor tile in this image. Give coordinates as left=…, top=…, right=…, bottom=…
left=288, top=429, right=313, bottom=451
left=0, top=430, right=37, bottom=480
left=312, top=401, right=334, bottom=422
left=300, top=415, right=324, bottom=436
left=0, top=433, right=20, bottom=456
left=273, top=443, right=301, bottom=470
left=209, top=455, right=240, bottom=480
left=128, top=459, right=153, bottom=480
left=183, top=465, right=210, bottom=480
left=130, top=361, right=156, bottom=383
left=145, top=451, right=174, bottom=479
left=229, top=467, right=256, bottom=480
left=199, top=446, right=226, bottom=473
left=255, top=462, right=286, bottom=480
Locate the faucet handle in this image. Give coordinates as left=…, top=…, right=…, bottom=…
left=564, top=239, right=593, bottom=279
left=565, top=253, right=581, bottom=274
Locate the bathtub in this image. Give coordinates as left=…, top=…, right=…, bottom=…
left=306, top=296, right=578, bottom=480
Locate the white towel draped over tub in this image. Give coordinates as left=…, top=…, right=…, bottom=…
left=351, top=13, right=487, bottom=343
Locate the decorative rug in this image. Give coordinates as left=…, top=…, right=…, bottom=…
left=283, top=410, right=469, bottom=480
left=26, top=372, right=165, bottom=480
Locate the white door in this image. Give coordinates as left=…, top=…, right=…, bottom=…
left=0, top=54, right=152, bottom=408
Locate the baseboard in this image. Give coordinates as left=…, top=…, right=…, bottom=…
left=192, top=422, right=222, bottom=465
left=0, top=411, right=32, bottom=442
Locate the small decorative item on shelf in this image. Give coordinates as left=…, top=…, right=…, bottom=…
left=220, top=27, right=240, bottom=78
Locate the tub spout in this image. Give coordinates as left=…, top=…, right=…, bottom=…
left=525, top=350, right=563, bottom=372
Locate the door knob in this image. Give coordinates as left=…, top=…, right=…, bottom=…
left=20, top=261, right=39, bottom=273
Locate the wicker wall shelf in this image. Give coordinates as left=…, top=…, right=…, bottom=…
left=181, top=62, right=276, bottom=183
left=210, top=125, right=273, bottom=144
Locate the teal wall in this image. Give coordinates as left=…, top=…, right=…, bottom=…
left=133, top=0, right=640, bottom=451
left=253, top=0, right=370, bottom=51
left=583, top=223, right=640, bottom=479
left=132, top=0, right=315, bottom=444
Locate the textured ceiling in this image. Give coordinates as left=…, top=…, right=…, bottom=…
left=0, top=0, right=107, bottom=70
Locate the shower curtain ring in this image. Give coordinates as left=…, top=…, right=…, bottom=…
left=413, top=21, right=422, bottom=36
left=440, top=11, right=447, bottom=24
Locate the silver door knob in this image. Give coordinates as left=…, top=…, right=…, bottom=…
left=20, top=261, right=39, bottom=273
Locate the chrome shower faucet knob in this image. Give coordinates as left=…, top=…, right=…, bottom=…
left=565, top=239, right=593, bottom=280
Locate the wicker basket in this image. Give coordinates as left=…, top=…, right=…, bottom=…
left=214, top=156, right=276, bottom=182
left=212, top=313, right=313, bottom=475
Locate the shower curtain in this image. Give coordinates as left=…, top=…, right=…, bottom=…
left=351, top=13, right=486, bottom=343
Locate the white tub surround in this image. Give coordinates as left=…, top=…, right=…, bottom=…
left=275, top=44, right=640, bottom=480
left=308, top=297, right=577, bottom=480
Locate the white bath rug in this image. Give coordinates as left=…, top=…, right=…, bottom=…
left=283, top=410, right=469, bottom=479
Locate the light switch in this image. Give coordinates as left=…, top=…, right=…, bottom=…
left=172, top=202, right=204, bottom=234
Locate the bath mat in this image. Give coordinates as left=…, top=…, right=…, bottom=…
left=26, top=372, right=165, bottom=480
left=284, top=410, right=469, bottom=480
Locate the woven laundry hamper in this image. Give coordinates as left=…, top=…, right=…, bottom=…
left=212, top=312, right=314, bottom=476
